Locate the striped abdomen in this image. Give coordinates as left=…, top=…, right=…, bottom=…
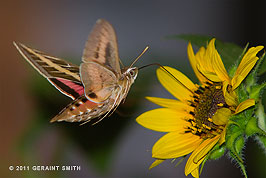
left=50, top=95, right=107, bottom=123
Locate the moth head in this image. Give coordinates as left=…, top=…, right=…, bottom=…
left=125, top=67, right=138, bottom=80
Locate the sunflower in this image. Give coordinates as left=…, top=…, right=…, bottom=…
left=136, top=38, right=264, bottom=177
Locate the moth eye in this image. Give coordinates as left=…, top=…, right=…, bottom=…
left=129, top=70, right=135, bottom=76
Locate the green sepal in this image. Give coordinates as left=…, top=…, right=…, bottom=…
left=229, top=150, right=248, bottom=178
left=208, top=144, right=225, bottom=160
left=230, top=112, right=250, bottom=128
left=228, top=65, right=238, bottom=80
left=237, top=82, right=249, bottom=104
left=255, top=135, right=266, bottom=151
left=245, top=52, right=264, bottom=88
left=228, top=43, right=249, bottom=78
left=173, top=156, right=186, bottom=167
left=244, top=70, right=257, bottom=95
left=226, top=125, right=247, bottom=178
left=256, top=101, right=266, bottom=133
left=235, top=136, right=245, bottom=156
left=245, top=117, right=266, bottom=137
left=226, top=121, right=245, bottom=161
left=249, top=83, right=266, bottom=100
left=200, top=155, right=208, bottom=175
left=257, top=52, right=266, bottom=76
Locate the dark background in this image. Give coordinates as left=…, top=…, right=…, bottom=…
left=1, top=0, right=265, bottom=177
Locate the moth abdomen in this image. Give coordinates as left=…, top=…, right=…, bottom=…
left=50, top=95, right=104, bottom=123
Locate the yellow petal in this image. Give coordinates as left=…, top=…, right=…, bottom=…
left=235, top=99, right=255, bottom=114
left=185, top=135, right=220, bottom=175
left=219, top=128, right=226, bottom=145
left=198, top=69, right=222, bottom=82
left=187, top=42, right=207, bottom=84
left=146, top=96, right=193, bottom=111
left=231, top=46, right=264, bottom=90
left=193, top=136, right=220, bottom=163
left=149, top=159, right=165, bottom=169
left=195, top=47, right=207, bottom=72
left=206, top=39, right=230, bottom=83
left=197, top=46, right=213, bottom=74
left=152, top=132, right=202, bottom=159
left=193, top=45, right=221, bottom=83
left=191, top=167, right=199, bottom=178
left=222, top=81, right=238, bottom=106
left=212, top=108, right=231, bottom=126
left=157, top=66, right=197, bottom=102
left=136, top=108, right=190, bottom=132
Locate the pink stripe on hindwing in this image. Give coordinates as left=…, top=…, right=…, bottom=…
left=56, top=78, right=84, bottom=95
left=49, top=78, right=84, bottom=99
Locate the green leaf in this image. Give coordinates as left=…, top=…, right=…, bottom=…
left=166, top=34, right=244, bottom=69
left=256, top=101, right=266, bottom=133
left=258, top=52, right=266, bottom=75
left=166, top=34, right=212, bottom=47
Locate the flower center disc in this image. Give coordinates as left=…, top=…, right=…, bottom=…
left=189, top=82, right=227, bottom=138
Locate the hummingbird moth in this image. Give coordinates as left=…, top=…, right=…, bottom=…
left=14, top=19, right=148, bottom=124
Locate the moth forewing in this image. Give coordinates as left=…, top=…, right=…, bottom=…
left=82, top=19, right=121, bottom=75
left=14, top=42, right=80, bottom=80
left=14, top=42, right=83, bottom=100
left=14, top=42, right=52, bottom=78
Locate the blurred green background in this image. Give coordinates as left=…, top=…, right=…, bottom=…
left=1, top=0, right=265, bottom=177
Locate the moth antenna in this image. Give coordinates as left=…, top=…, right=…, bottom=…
left=118, top=58, right=125, bottom=68
left=139, top=63, right=194, bottom=94
left=129, top=46, right=149, bottom=68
